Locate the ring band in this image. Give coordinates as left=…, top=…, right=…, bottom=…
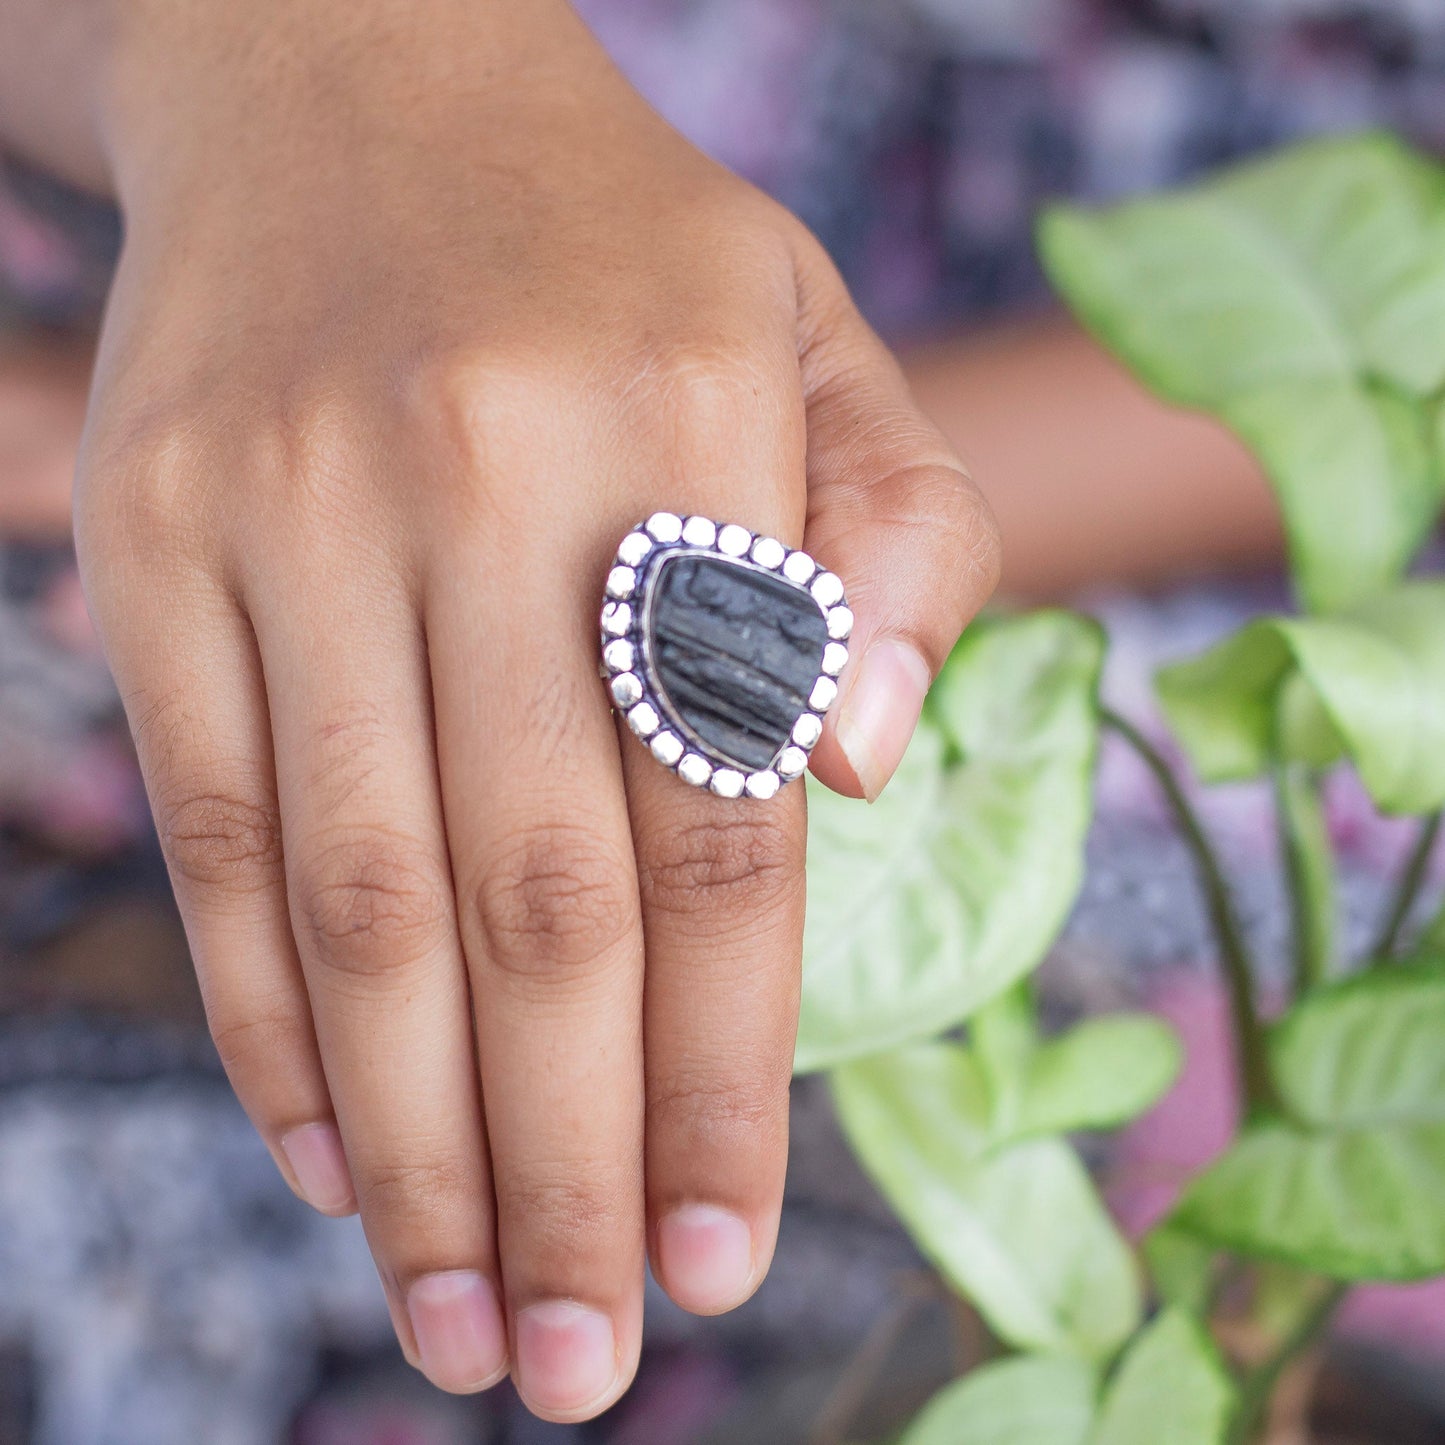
left=600, top=513, right=851, bottom=798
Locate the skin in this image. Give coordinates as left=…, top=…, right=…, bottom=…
left=904, top=313, right=1283, bottom=599
left=0, top=0, right=999, bottom=1420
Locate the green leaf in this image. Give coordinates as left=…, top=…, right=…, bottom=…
left=1039, top=132, right=1445, bottom=612
left=1093, top=1310, right=1235, bottom=1445
left=972, top=980, right=1040, bottom=1097
left=832, top=1042, right=1141, bottom=1359
left=899, top=1356, right=1098, bottom=1445
left=797, top=612, right=1103, bottom=1072
left=1010, top=1015, right=1182, bottom=1140
left=1156, top=580, right=1445, bottom=814
left=970, top=989, right=1180, bottom=1142
left=1144, top=1226, right=1217, bottom=1317
left=1173, top=961, right=1445, bottom=1279
left=898, top=1317, right=1232, bottom=1445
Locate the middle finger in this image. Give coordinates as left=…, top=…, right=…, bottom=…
left=428, top=540, right=647, bottom=1424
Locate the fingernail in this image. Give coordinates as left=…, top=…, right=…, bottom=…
left=515, top=1300, right=618, bottom=1417
left=407, top=1271, right=509, bottom=1393
left=657, top=1204, right=756, bottom=1314
left=835, top=638, right=932, bottom=802
left=280, top=1122, right=355, bottom=1215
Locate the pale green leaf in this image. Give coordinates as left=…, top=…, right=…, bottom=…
left=797, top=612, right=1102, bottom=1072
left=832, top=1042, right=1141, bottom=1359
left=1092, top=1310, right=1235, bottom=1445
left=1174, top=961, right=1445, bottom=1279
left=1040, top=133, right=1445, bottom=612
left=1143, top=1226, right=1217, bottom=1317
left=899, top=1355, right=1098, bottom=1445
left=1222, top=377, right=1435, bottom=614
left=971, top=991, right=1179, bottom=1143
left=1156, top=580, right=1445, bottom=814
left=971, top=980, right=1040, bottom=1099
left=1012, top=1015, right=1182, bottom=1139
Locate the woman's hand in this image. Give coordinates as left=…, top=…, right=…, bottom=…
left=73, top=0, right=999, bottom=1420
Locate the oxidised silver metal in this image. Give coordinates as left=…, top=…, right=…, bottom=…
left=599, top=512, right=851, bottom=795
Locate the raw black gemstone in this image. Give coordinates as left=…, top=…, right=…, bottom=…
left=647, top=553, right=828, bottom=770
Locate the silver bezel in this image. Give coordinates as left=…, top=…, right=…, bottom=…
left=599, top=512, right=851, bottom=795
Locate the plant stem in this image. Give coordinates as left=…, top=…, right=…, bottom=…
left=1102, top=707, right=1277, bottom=1114
left=1371, top=810, right=1442, bottom=961
left=1273, top=763, right=1336, bottom=991
left=1228, top=1282, right=1347, bottom=1445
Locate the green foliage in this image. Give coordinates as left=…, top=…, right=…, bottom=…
left=820, top=134, right=1445, bottom=1445
left=1172, top=962, right=1445, bottom=1278
left=1039, top=133, right=1445, bottom=613
left=1143, top=1226, right=1218, bottom=1317
left=797, top=611, right=1103, bottom=1071
left=979, top=1005, right=1183, bottom=1142
left=1156, top=581, right=1445, bottom=814
left=897, top=1312, right=1234, bottom=1445
left=897, top=1356, right=1098, bottom=1445
left=1091, top=1310, right=1236, bottom=1444
left=832, top=1041, right=1142, bottom=1360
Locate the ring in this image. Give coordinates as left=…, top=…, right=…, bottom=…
left=599, top=513, right=852, bottom=798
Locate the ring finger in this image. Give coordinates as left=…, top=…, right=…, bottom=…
left=245, top=553, right=505, bottom=1395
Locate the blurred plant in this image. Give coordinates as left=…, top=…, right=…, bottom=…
left=795, top=133, right=1445, bottom=1445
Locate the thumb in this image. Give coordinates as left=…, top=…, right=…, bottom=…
left=793, top=239, right=1002, bottom=801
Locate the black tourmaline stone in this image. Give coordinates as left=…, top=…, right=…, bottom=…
left=648, top=553, right=828, bottom=769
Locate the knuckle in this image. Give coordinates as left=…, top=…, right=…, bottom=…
left=412, top=348, right=567, bottom=454
left=958, top=480, right=1005, bottom=599
left=650, top=1069, right=786, bottom=1155
left=471, top=824, right=637, bottom=984
left=496, top=1170, right=630, bottom=1259
left=916, top=461, right=997, bottom=551
left=886, top=462, right=1003, bottom=604
left=653, top=349, right=771, bottom=444
left=249, top=401, right=369, bottom=533
left=358, top=1153, right=477, bottom=1235
left=641, top=812, right=802, bottom=918
left=78, top=421, right=216, bottom=559
left=157, top=782, right=283, bottom=891
left=208, top=1002, right=303, bottom=1079
left=86, top=411, right=203, bottom=501
left=294, top=831, right=451, bottom=978
left=403, top=347, right=589, bottom=534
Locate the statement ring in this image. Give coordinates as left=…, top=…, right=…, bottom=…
left=600, top=513, right=852, bottom=798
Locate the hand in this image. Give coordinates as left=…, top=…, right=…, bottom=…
left=74, top=0, right=999, bottom=1420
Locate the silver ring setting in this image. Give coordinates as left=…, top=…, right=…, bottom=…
left=600, top=513, right=851, bottom=797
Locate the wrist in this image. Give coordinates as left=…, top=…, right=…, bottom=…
left=99, top=0, right=593, bottom=215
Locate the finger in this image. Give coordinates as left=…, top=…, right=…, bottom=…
left=90, top=567, right=352, bottom=1217
left=792, top=235, right=1003, bottom=801
left=246, top=558, right=507, bottom=1397
left=429, top=537, right=647, bottom=1424
left=610, top=354, right=811, bottom=1315
left=624, top=728, right=807, bottom=1316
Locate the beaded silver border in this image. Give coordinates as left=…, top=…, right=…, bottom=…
left=600, top=512, right=851, bottom=798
